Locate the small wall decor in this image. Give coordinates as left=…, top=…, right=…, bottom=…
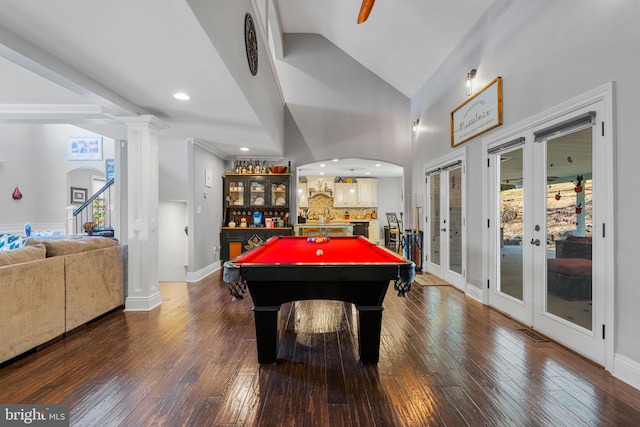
left=105, top=159, right=115, bottom=180
left=451, top=77, right=503, bottom=147
left=244, top=13, right=258, bottom=76
left=205, top=169, right=213, bottom=188
left=70, top=187, right=88, bottom=204
left=69, top=136, right=103, bottom=161
left=12, top=186, right=22, bottom=200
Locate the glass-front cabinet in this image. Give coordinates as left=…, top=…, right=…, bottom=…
left=225, top=175, right=290, bottom=210
left=271, top=181, right=288, bottom=207
left=249, top=178, right=266, bottom=207
left=225, top=179, right=245, bottom=207
left=221, top=173, right=292, bottom=261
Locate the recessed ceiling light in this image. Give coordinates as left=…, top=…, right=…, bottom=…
left=240, top=147, right=249, bottom=151
left=319, top=171, right=325, bottom=175
left=332, top=159, right=339, bottom=162
left=365, top=171, right=371, bottom=175
left=320, top=164, right=326, bottom=167
left=173, top=92, right=191, bottom=101
left=375, top=164, right=381, bottom=167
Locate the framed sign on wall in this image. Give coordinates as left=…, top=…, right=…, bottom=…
left=451, top=77, right=503, bottom=147
left=69, top=137, right=103, bottom=161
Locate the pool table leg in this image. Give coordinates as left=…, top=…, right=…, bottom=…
left=356, top=305, right=384, bottom=363
left=252, top=305, right=280, bottom=364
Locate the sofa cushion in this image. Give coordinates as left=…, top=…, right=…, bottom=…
left=44, top=237, right=119, bottom=257
left=548, top=258, right=592, bottom=277
left=0, top=244, right=46, bottom=266
left=566, top=235, right=592, bottom=243
left=0, top=233, right=28, bottom=251
left=25, top=237, right=44, bottom=246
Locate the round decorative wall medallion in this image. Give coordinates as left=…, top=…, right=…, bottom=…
left=244, top=13, right=258, bottom=76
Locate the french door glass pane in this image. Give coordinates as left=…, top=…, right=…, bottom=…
left=429, top=175, right=440, bottom=266
left=448, top=168, right=462, bottom=274
left=499, top=149, right=524, bottom=300
left=545, top=128, right=593, bottom=330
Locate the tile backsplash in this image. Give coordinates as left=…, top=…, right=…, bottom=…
left=301, top=194, right=378, bottom=221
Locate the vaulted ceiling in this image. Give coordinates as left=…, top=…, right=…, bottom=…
left=0, top=0, right=494, bottom=162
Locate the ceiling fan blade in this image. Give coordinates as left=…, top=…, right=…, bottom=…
left=357, top=0, right=375, bottom=24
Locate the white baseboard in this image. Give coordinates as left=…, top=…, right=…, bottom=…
left=186, top=261, right=221, bottom=283
left=613, top=353, right=640, bottom=391
left=465, top=282, right=484, bottom=303
left=124, top=292, right=162, bottom=312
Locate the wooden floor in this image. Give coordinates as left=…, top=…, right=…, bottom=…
left=2, top=272, right=640, bottom=426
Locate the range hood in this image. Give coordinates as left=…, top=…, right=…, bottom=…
left=309, top=190, right=333, bottom=198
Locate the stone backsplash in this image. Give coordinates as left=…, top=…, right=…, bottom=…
left=302, top=194, right=378, bottom=221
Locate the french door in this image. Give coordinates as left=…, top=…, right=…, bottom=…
left=487, top=100, right=610, bottom=364
left=424, top=152, right=466, bottom=290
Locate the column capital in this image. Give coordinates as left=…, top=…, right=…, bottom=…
left=119, top=115, right=169, bottom=133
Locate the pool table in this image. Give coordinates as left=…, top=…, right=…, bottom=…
left=223, top=235, right=415, bottom=364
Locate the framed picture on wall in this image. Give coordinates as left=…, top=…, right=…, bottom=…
left=70, top=187, right=88, bottom=204
left=69, top=137, right=103, bottom=161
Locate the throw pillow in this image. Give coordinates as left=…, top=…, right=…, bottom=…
left=0, top=233, right=27, bottom=252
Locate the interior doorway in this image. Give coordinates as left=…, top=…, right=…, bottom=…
left=295, top=158, right=405, bottom=244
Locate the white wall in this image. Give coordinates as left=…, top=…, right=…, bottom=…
left=157, top=139, right=226, bottom=281
left=278, top=34, right=412, bottom=205
left=188, top=142, right=226, bottom=275
left=159, top=140, right=188, bottom=202
left=377, top=177, right=404, bottom=238
left=158, top=140, right=188, bottom=281
left=186, top=0, right=285, bottom=154
left=159, top=201, right=188, bottom=282
left=0, top=123, right=114, bottom=232
left=410, top=0, right=640, bottom=372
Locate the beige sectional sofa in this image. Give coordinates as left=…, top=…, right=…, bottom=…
left=0, top=236, right=126, bottom=364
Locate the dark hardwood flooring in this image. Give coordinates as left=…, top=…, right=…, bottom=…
left=2, top=272, right=640, bottom=426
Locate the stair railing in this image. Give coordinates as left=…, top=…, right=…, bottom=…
left=70, top=178, right=115, bottom=235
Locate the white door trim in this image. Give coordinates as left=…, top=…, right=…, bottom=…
left=482, top=82, right=614, bottom=371
left=423, top=147, right=467, bottom=291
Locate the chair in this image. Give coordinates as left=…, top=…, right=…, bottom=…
left=386, top=212, right=403, bottom=252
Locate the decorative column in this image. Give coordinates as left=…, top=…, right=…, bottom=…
left=121, top=115, right=168, bottom=311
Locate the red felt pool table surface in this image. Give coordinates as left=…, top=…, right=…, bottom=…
left=233, top=235, right=404, bottom=264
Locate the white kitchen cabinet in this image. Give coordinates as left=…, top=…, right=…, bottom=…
left=368, top=219, right=381, bottom=244
left=306, top=176, right=333, bottom=194
left=333, top=183, right=358, bottom=207
left=357, top=178, right=378, bottom=207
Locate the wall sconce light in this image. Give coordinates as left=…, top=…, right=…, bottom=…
left=466, top=68, right=477, bottom=97
left=412, top=119, right=420, bottom=137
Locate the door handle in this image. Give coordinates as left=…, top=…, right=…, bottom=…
left=530, top=239, right=540, bottom=246
left=441, top=228, right=447, bottom=232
